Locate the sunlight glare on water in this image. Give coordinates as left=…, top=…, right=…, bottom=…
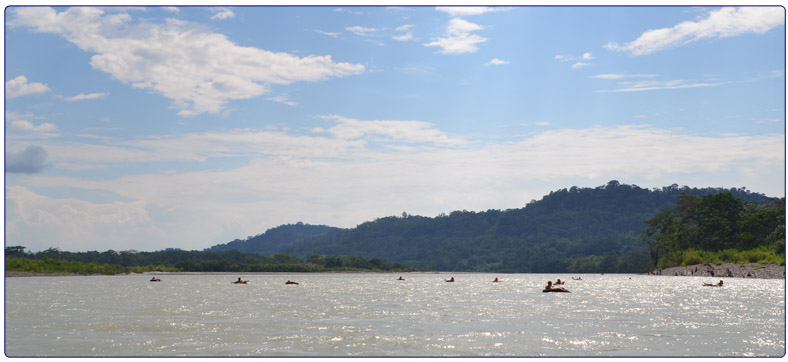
left=4, top=273, right=785, bottom=356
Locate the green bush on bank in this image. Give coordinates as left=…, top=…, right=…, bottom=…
left=658, top=246, right=785, bottom=269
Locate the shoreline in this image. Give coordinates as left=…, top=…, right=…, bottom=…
left=653, top=263, right=785, bottom=279
left=6, top=264, right=786, bottom=278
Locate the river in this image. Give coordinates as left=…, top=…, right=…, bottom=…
left=4, top=273, right=785, bottom=357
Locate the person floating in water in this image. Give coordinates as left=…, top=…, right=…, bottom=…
left=397, top=276, right=405, bottom=281
left=545, top=281, right=554, bottom=289
left=572, top=277, right=582, bottom=281
left=555, top=279, right=565, bottom=285
left=445, top=277, right=455, bottom=282
left=233, top=277, right=248, bottom=284
left=150, top=277, right=161, bottom=282
left=703, top=280, right=724, bottom=287
left=286, top=280, right=299, bottom=285
left=493, top=277, right=501, bottom=282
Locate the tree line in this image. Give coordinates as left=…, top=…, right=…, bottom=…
left=643, top=192, right=785, bottom=269
left=4, top=247, right=416, bottom=275
left=279, top=182, right=776, bottom=273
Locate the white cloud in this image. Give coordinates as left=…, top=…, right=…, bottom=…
left=593, top=73, right=658, bottom=80
left=10, top=7, right=365, bottom=117
left=266, top=95, right=297, bottom=106
left=393, top=24, right=414, bottom=41
left=556, top=52, right=594, bottom=68
left=596, top=78, right=725, bottom=93
left=435, top=7, right=497, bottom=17
left=315, top=29, right=339, bottom=38
left=6, top=112, right=59, bottom=138
left=5, top=75, right=50, bottom=98
left=425, top=18, right=487, bottom=54
left=346, top=25, right=379, bottom=36
left=210, top=7, right=235, bottom=21
left=486, top=58, right=509, bottom=66
left=10, top=119, right=57, bottom=133
left=606, top=7, right=785, bottom=55
left=317, top=115, right=468, bottom=146
left=61, top=92, right=109, bottom=101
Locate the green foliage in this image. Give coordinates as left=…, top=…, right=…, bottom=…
left=644, top=193, right=785, bottom=269
left=279, top=182, right=773, bottom=273
left=5, top=247, right=415, bottom=275
left=657, top=247, right=785, bottom=268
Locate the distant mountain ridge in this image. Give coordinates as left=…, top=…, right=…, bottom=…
left=205, top=181, right=779, bottom=272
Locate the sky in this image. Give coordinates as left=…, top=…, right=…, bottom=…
left=4, top=4, right=786, bottom=252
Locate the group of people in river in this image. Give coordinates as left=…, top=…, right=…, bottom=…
left=151, top=275, right=727, bottom=289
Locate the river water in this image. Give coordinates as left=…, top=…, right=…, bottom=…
left=4, top=273, right=785, bottom=357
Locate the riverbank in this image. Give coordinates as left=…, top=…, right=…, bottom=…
left=654, top=263, right=785, bottom=279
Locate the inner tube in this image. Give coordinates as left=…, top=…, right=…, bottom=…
left=543, top=288, right=570, bottom=293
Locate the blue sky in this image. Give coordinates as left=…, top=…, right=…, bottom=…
left=4, top=5, right=785, bottom=252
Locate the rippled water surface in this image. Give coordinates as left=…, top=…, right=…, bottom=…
left=4, top=273, right=785, bottom=356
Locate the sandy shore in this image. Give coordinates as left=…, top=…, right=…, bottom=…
left=654, top=263, right=785, bottom=279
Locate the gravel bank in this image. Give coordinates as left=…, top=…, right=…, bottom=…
left=654, top=263, right=785, bottom=279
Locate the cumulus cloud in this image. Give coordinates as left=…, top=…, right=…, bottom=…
left=9, top=7, right=365, bottom=117
left=10, top=119, right=58, bottom=135
left=605, top=7, right=785, bottom=55
left=6, top=145, right=49, bottom=174
left=5, top=75, right=50, bottom=98
left=425, top=18, right=487, bottom=54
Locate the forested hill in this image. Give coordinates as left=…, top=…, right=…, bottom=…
left=206, top=181, right=778, bottom=273
left=205, top=223, right=342, bottom=255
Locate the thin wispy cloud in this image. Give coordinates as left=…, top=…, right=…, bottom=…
left=266, top=95, right=297, bottom=106
left=315, top=29, right=339, bottom=38
left=210, top=7, right=235, bottom=21
left=486, top=58, right=509, bottom=66
left=393, top=24, right=415, bottom=41
left=556, top=52, right=593, bottom=69
left=605, top=7, right=784, bottom=55
left=61, top=92, right=109, bottom=101
left=596, top=79, right=725, bottom=93
left=593, top=73, right=658, bottom=80
left=435, top=6, right=511, bottom=17
left=346, top=25, right=379, bottom=36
